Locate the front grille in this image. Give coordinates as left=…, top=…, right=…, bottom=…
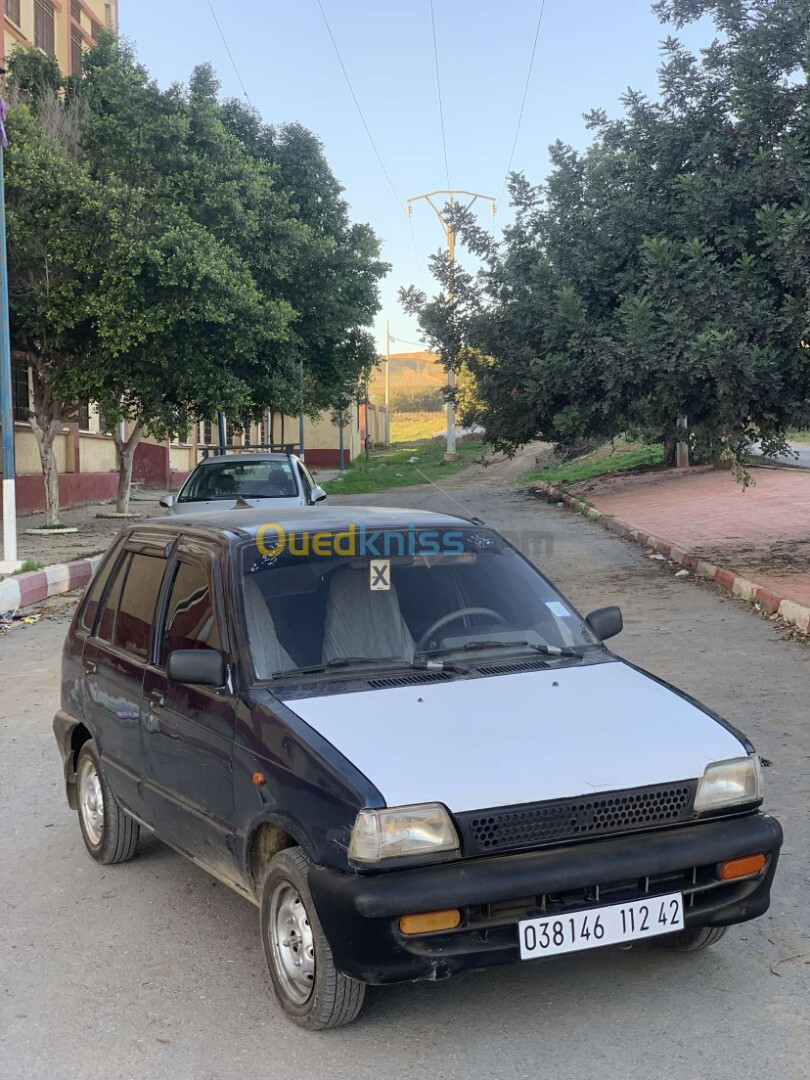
left=457, top=781, right=697, bottom=855
left=367, top=670, right=452, bottom=689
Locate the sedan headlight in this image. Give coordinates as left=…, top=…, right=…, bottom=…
left=348, top=803, right=459, bottom=864
left=694, top=755, right=763, bottom=813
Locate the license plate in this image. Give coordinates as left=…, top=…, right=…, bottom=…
left=518, top=892, right=684, bottom=960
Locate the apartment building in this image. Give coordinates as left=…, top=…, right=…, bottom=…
left=3, top=0, right=118, bottom=76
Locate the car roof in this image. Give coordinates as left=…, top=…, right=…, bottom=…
left=146, top=505, right=474, bottom=539
left=192, top=453, right=293, bottom=467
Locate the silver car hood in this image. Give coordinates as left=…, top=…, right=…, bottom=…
left=169, top=496, right=303, bottom=515
left=289, top=660, right=746, bottom=812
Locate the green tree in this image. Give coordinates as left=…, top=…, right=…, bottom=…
left=4, top=93, right=106, bottom=524
left=407, top=1, right=810, bottom=466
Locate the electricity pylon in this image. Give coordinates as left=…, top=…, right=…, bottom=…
left=407, top=190, right=495, bottom=460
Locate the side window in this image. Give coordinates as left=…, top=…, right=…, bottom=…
left=79, top=549, right=119, bottom=634
left=161, top=562, right=221, bottom=665
left=297, top=461, right=312, bottom=503
left=112, top=554, right=167, bottom=660
left=96, top=552, right=131, bottom=644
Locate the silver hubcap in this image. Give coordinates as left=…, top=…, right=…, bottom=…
left=78, top=756, right=104, bottom=847
left=268, top=882, right=315, bottom=1004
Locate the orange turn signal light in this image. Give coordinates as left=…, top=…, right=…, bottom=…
left=252, top=772, right=265, bottom=786
left=399, top=909, right=461, bottom=936
left=719, top=854, right=766, bottom=880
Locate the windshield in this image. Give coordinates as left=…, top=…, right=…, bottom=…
left=239, top=526, right=596, bottom=679
left=178, top=460, right=298, bottom=502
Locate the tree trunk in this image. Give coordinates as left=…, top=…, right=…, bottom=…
left=30, top=419, right=63, bottom=527
left=112, top=419, right=145, bottom=514
left=27, top=355, right=67, bottom=527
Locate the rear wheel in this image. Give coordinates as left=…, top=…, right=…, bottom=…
left=260, top=846, right=366, bottom=1029
left=662, top=925, right=729, bottom=952
left=76, top=741, right=139, bottom=865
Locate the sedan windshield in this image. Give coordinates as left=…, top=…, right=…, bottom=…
left=239, top=526, right=597, bottom=679
left=178, top=460, right=298, bottom=502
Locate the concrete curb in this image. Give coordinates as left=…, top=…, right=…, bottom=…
left=0, top=555, right=101, bottom=615
left=535, top=482, right=810, bottom=635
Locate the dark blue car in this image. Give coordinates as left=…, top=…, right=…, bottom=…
left=54, top=508, right=782, bottom=1028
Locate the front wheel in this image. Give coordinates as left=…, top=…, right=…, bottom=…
left=260, top=847, right=366, bottom=1029
left=661, top=925, right=729, bottom=952
left=76, top=740, right=139, bottom=864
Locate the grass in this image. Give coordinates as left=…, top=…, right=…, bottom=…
left=33, top=523, right=73, bottom=530
left=786, top=430, right=810, bottom=444
left=389, top=411, right=445, bottom=443
left=322, top=439, right=486, bottom=496
left=12, top=559, right=45, bottom=575
left=523, top=442, right=664, bottom=489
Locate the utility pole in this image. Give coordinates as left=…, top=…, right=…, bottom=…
left=407, top=190, right=495, bottom=462
left=0, top=80, right=21, bottom=572
left=298, top=358, right=305, bottom=459
left=384, top=319, right=391, bottom=446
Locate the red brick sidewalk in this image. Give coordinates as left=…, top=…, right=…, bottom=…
left=573, top=466, right=810, bottom=609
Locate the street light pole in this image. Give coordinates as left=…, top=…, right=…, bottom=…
left=0, top=121, right=21, bottom=572
left=384, top=319, right=391, bottom=446
left=407, top=189, right=495, bottom=463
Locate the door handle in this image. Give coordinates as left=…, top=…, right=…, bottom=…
left=84, top=661, right=98, bottom=676
left=143, top=712, right=160, bottom=734
left=149, top=690, right=165, bottom=708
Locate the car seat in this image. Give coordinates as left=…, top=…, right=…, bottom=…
left=321, top=569, right=415, bottom=663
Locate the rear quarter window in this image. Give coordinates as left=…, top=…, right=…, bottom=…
left=79, top=546, right=121, bottom=634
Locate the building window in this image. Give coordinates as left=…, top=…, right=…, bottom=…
left=91, top=18, right=101, bottom=40
left=4, top=0, right=21, bottom=27
left=77, top=400, right=90, bottom=431
left=70, top=0, right=81, bottom=21
left=71, top=30, right=83, bottom=76
left=12, top=357, right=29, bottom=422
left=199, top=418, right=213, bottom=445
left=34, top=0, right=55, bottom=55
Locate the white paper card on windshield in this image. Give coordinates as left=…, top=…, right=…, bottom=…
left=370, top=559, right=391, bottom=591
left=546, top=601, right=570, bottom=618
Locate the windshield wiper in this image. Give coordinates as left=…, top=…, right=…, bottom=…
left=272, top=655, right=467, bottom=678
left=430, top=640, right=584, bottom=659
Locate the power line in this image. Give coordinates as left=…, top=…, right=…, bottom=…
left=204, top=0, right=252, bottom=106
left=390, top=335, right=428, bottom=348
left=499, top=0, right=548, bottom=209
left=429, top=0, right=451, bottom=189
left=315, top=0, right=406, bottom=216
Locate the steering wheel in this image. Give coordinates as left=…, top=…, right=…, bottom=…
left=416, top=607, right=506, bottom=652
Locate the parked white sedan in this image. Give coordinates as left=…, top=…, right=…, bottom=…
left=159, top=451, right=327, bottom=515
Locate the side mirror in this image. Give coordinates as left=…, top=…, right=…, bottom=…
left=159, top=494, right=176, bottom=509
left=311, top=485, right=327, bottom=504
left=166, top=649, right=225, bottom=687
left=586, top=605, right=623, bottom=641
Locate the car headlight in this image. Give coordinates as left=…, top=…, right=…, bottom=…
left=348, top=803, right=460, bottom=864
left=694, top=755, right=763, bottom=813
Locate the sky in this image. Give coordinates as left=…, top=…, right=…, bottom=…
left=120, top=1, right=711, bottom=352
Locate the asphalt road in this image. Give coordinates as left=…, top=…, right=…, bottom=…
left=1, top=484, right=808, bottom=1080
left=751, top=441, right=810, bottom=469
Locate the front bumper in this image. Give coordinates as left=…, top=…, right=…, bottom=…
left=308, top=812, right=783, bottom=985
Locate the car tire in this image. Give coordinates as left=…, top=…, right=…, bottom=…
left=260, top=846, right=366, bottom=1029
left=662, top=925, right=729, bottom=952
left=76, top=740, right=139, bottom=865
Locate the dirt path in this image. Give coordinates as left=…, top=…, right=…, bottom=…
left=431, top=440, right=549, bottom=488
